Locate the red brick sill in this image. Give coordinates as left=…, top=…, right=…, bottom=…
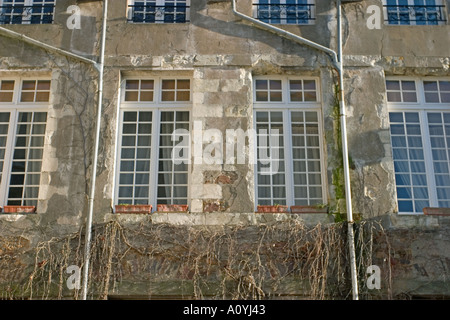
left=115, top=205, right=152, bottom=214
left=156, top=204, right=189, bottom=213
left=423, top=207, right=450, bottom=216
left=1, top=206, right=36, bottom=214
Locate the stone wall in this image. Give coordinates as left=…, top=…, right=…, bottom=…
left=0, top=0, right=449, bottom=299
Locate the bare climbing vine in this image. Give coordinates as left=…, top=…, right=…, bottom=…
left=0, top=219, right=394, bottom=300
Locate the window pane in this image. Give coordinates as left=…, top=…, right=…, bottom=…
left=36, top=80, right=50, bottom=91
left=141, top=80, right=154, bottom=90
left=22, top=81, right=36, bottom=91
left=162, top=80, right=175, bottom=90
left=156, top=111, right=189, bottom=205
left=6, top=111, right=47, bottom=206
left=161, top=91, right=175, bottom=101
left=0, top=80, right=15, bottom=102
left=126, top=80, right=139, bottom=90
left=256, top=109, right=323, bottom=206
left=117, top=110, right=153, bottom=205
left=20, top=92, right=35, bottom=102
left=389, top=111, right=428, bottom=213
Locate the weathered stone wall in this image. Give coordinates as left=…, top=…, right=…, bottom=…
left=0, top=0, right=449, bottom=299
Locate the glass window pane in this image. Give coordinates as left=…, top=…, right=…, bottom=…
left=177, top=91, right=190, bottom=101
left=123, top=112, right=137, bottom=122
left=423, top=81, right=438, bottom=91
left=126, top=80, right=139, bottom=90
left=441, top=93, right=450, bottom=103
left=425, top=92, right=440, bottom=103
left=0, top=81, right=14, bottom=91
left=162, top=80, right=175, bottom=90
left=161, top=91, right=175, bottom=101
left=140, top=91, right=153, bottom=101
left=177, top=80, right=190, bottom=90
left=290, top=80, right=302, bottom=91
left=269, top=80, right=282, bottom=90
left=304, top=92, right=317, bottom=101
left=270, top=91, right=282, bottom=101
left=37, top=80, right=50, bottom=91
left=439, top=81, right=450, bottom=92
left=401, top=81, right=416, bottom=91
left=139, top=111, right=152, bottom=122
left=173, top=186, right=187, bottom=198
left=125, top=91, right=139, bottom=101
left=255, top=80, right=268, bottom=90
left=0, top=92, right=13, bottom=102
left=386, top=80, right=400, bottom=90
left=22, top=81, right=36, bottom=91
left=256, top=91, right=268, bottom=101
left=303, top=80, right=316, bottom=90
left=120, top=173, right=134, bottom=185
left=403, top=92, right=417, bottom=102
left=119, top=186, right=133, bottom=198
left=20, top=92, right=35, bottom=102
left=135, top=160, right=150, bottom=172
left=141, top=80, right=154, bottom=90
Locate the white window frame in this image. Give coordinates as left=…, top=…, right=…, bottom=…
left=252, top=0, right=316, bottom=25
left=0, top=0, right=55, bottom=25
left=387, top=76, right=450, bottom=214
left=0, top=76, right=50, bottom=209
left=127, top=0, right=190, bottom=24
left=253, top=76, right=326, bottom=209
left=382, top=0, right=447, bottom=26
left=115, top=76, right=192, bottom=211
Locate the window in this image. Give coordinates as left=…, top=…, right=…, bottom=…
left=383, top=0, right=447, bottom=25
left=0, top=78, right=50, bottom=208
left=116, top=77, right=191, bottom=209
left=387, top=78, right=450, bottom=214
left=253, top=0, right=315, bottom=25
left=0, top=0, right=55, bottom=25
left=127, top=0, right=190, bottom=23
left=254, top=77, right=325, bottom=207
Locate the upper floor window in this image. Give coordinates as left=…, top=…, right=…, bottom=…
left=0, top=0, right=55, bottom=25
left=253, top=0, right=315, bottom=25
left=127, top=0, right=190, bottom=23
left=0, top=78, right=50, bottom=209
left=387, top=78, right=450, bottom=214
left=383, top=0, right=447, bottom=25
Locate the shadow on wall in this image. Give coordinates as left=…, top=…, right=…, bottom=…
left=189, top=0, right=334, bottom=60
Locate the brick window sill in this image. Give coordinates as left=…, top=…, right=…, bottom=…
left=423, top=207, right=450, bottom=216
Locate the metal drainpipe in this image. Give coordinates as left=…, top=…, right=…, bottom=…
left=0, top=26, right=98, bottom=66
left=81, top=0, right=108, bottom=300
left=231, top=0, right=359, bottom=300
left=337, top=0, right=359, bottom=301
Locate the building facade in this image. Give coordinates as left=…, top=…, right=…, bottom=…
left=0, top=0, right=449, bottom=299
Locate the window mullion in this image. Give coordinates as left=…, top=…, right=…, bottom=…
left=284, top=109, right=294, bottom=207
left=0, top=109, right=16, bottom=206
left=421, top=110, right=438, bottom=207
left=317, top=110, right=327, bottom=205
left=113, top=110, right=124, bottom=206
left=149, top=109, right=160, bottom=208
